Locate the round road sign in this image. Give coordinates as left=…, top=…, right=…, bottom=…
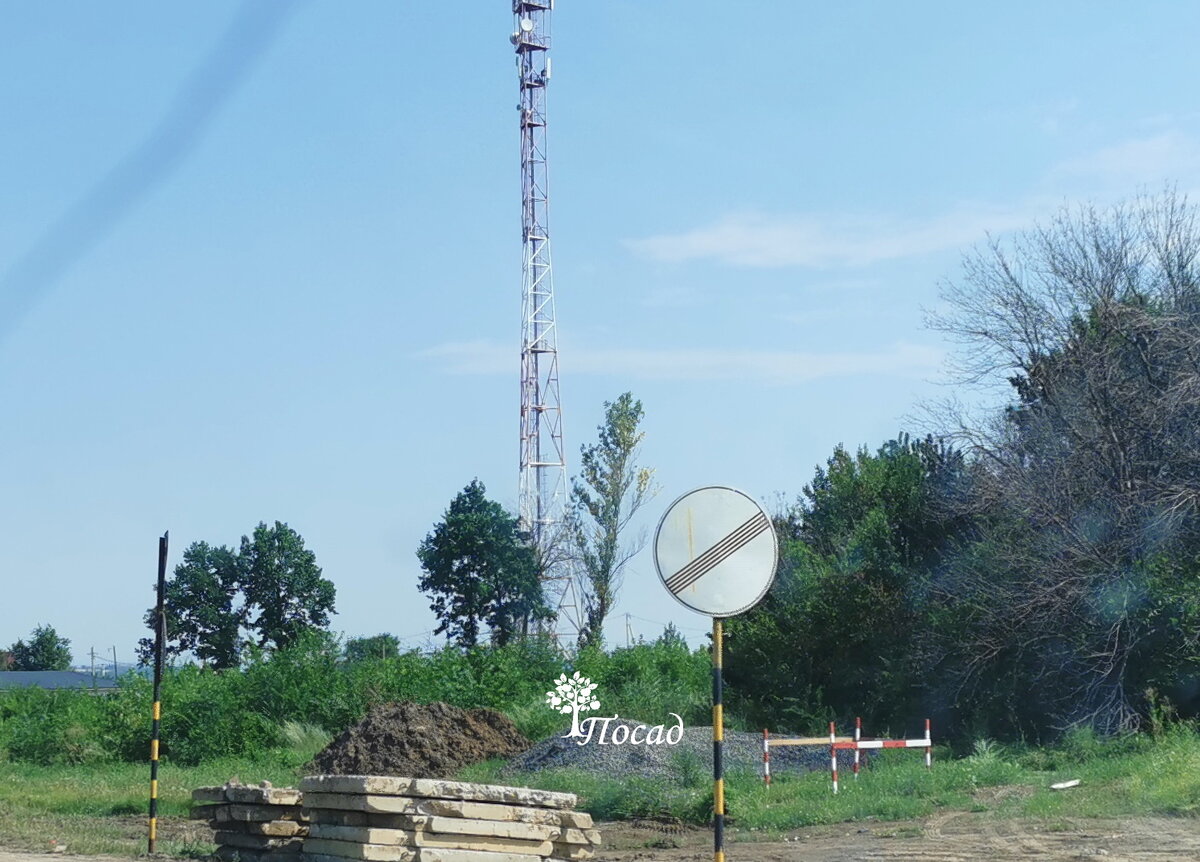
left=653, top=485, right=778, bottom=617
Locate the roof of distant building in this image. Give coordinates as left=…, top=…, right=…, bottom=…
left=0, top=671, right=119, bottom=691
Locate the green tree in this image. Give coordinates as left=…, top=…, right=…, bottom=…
left=929, top=192, right=1200, bottom=735
left=139, top=542, right=244, bottom=669
left=567, top=393, right=657, bottom=649
left=9, top=624, right=73, bottom=671
left=343, top=633, right=402, bottom=662
left=417, top=480, right=549, bottom=648
left=137, top=522, right=336, bottom=668
left=724, top=434, right=971, bottom=732
left=241, top=521, right=336, bottom=651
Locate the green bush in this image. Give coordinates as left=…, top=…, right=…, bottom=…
left=0, top=632, right=715, bottom=765
left=0, top=688, right=117, bottom=765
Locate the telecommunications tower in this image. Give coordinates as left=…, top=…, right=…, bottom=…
left=513, top=2, right=565, bottom=551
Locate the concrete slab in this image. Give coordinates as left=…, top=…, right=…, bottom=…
left=229, top=804, right=308, bottom=822
left=300, top=776, right=576, bottom=810
left=192, top=787, right=229, bottom=804
left=404, top=816, right=556, bottom=841
left=553, top=828, right=601, bottom=846
left=238, top=820, right=307, bottom=837
left=304, top=795, right=580, bottom=827
left=303, top=839, right=417, bottom=861
left=213, top=831, right=303, bottom=851
left=226, top=786, right=303, bottom=806
left=189, top=803, right=230, bottom=821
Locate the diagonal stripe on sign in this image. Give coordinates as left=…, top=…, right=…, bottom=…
left=664, top=511, right=771, bottom=595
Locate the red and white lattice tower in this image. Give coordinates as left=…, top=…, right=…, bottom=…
left=512, top=2, right=569, bottom=618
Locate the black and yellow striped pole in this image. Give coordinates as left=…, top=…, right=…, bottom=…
left=148, top=531, right=168, bottom=855
left=653, top=487, right=780, bottom=862
left=713, top=617, right=725, bottom=862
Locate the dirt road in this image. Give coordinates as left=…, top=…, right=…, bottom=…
left=599, top=813, right=1199, bottom=860
left=1, top=813, right=1195, bottom=861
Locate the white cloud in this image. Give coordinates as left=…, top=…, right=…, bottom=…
left=626, top=128, right=1200, bottom=271
left=626, top=205, right=1033, bottom=269
left=1049, top=131, right=1200, bottom=189
left=417, top=340, right=943, bottom=384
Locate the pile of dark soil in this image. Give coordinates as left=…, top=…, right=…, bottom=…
left=307, top=701, right=529, bottom=778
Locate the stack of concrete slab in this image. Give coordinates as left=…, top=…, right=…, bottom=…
left=190, top=782, right=310, bottom=862
left=299, top=775, right=602, bottom=862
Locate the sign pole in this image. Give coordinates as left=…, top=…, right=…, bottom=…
left=654, top=485, right=779, bottom=862
left=148, top=531, right=167, bottom=855
left=713, top=616, right=725, bottom=862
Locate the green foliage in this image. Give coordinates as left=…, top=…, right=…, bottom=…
left=568, top=393, right=657, bottom=649
left=241, top=522, right=336, bottom=651
left=573, top=632, right=711, bottom=730
left=344, top=633, right=402, bottom=663
left=8, top=624, right=72, bottom=671
left=0, top=631, right=709, bottom=766
left=929, top=193, right=1200, bottom=736
left=137, top=522, right=336, bottom=669
left=276, top=720, right=332, bottom=760
left=725, top=434, right=969, bottom=734
left=0, top=689, right=108, bottom=764
left=142, top=542, right=242, bottom=669
left=417, top=480, right=549, bottom=647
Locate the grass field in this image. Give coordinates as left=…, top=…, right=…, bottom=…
left=0, top=729, right=327, bottom=858
left=2, top=727, right=1199, bottom=858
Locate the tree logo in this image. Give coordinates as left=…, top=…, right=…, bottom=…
left=546, top=671, right=685, bottom=746
left=546, top=671, right=600, bottom=738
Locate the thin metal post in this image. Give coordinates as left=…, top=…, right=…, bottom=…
left=925, top=718, right=932, bottom=770
left=853, top=716, right=861, bottom=779
left=762, top=728, right=770, bottom=786
left=712, top=618, right=724, bottom=862
left=830, top=721, right=838, bottom=794
left=149, top=531, right=168, bottom=854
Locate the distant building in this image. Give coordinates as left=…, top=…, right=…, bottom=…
left=0, top=671, right=118, bottom=692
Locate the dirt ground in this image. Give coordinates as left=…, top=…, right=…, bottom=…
left=595, top=812, right=1200, bottom=861
left=1, top=812, right=1197, bottom=861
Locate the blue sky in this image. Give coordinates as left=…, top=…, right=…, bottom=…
left=2, top=2, right=1198, bottom=663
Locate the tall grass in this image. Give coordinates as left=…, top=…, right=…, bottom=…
left=0, top=632, right=710, bottom=766
left=460, top=727, right=1200, bottom=830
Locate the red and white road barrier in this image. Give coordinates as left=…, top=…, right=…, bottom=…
left=762, top=728, right=771, bottom=786
left=853, top=716, right=861, bottom=780
left=762, top=717, right=933, bottom=792
left=829, top=721, right=839, bottom=794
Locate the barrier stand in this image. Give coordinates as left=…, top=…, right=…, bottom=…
left=829, top=722, right=838, bottom=794
left=762, top=729, right=770, bottom=787
left=853, top=716, right=861, bottom=780
left=762, top=717, right=933, bottom=793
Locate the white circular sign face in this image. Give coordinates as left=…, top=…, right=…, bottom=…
left=653, top=485, right=778, bottom=618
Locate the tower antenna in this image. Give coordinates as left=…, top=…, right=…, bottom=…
left=513, top=0, right=573, bottom=633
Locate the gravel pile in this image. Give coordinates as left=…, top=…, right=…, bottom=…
left=504, top=719, right=858, bottom=780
